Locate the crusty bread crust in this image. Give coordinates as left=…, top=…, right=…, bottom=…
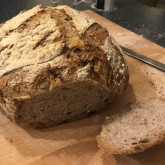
left=0, top=5, right=129, bottom=128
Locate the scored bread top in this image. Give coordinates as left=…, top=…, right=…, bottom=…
left=0, top=5, right=129, bottom=100
left=0, top=5, right=95, bottom=78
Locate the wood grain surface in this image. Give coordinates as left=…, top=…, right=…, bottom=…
left=0, top=11, right=165, bottom=165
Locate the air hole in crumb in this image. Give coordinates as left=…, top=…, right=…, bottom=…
left=54, top=74, right=58, bottom=79
left=84, top=104, right=88, bottom=108
left=87, top=111, right=96, bottom=116
left=62, top=120, right=69, bottom=124
left=63, top=96, right=67, bottom=99
left=36, top=122, right=45, bottom=127
left=139, top=139, right=149, bottom=143
left=73, top=48, right=82, bottom=56
left=91, top=64, right=94, bottom=70
left=104, top=98, right=109, bottom=102
left=9, top=30, right=13, bottom=33
left=66, top=54, right=70, bottom=59
left=91, top=57, right=99, bottom=65
left=134, top=146, right=141, bottom=150
left=40, top=108, right=45, bottom=112
left=0, top=90, right=6, bottom=103
left=9, top=44, right=14, bottom=49
left=66, top=111, right=72, bottom=115
left=132, top=142, right=137, bottom=145
left=38, top=77, right=50, bottom=89
left=82, top=60, right=89, bottom=66
left=32, top=114, right=37, bottom=118
left=7, top=52, right=11, bottom=56
left=61, top=87, right=69, bottom=90
left=17, top=115, right=23, bottom=120
left=64, top=18, right=69, bottom=21
left=81, top=112, right=86, bottom=115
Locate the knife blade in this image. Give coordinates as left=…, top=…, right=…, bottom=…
left=120, top=46, right=165, bottom=72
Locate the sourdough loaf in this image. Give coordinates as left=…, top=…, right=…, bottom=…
left=97, top=99, right=165, bottom=154
left=0, top=5, right=129, bottom=128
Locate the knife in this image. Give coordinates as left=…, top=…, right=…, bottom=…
left=120, top=46, right=165, bottom=72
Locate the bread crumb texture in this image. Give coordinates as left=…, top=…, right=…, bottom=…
left=97, top=99, right=165, bottom=154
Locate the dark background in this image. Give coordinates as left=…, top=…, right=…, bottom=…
left=0, top=0, right=165, bottom=47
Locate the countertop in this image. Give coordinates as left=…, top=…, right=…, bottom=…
left=0, top=0, right=165, bottom=47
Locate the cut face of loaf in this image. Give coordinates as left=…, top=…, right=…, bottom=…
left=0, top=5, right=129, bottom=128
left=97, top=99, right=165, bottom=154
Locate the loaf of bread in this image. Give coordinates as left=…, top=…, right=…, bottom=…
left=0, top=5, right=129, bottom=128
left=97, top=99, right=165, bottom=154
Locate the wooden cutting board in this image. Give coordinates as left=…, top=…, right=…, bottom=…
left=0, top=11, right=165, bottom=165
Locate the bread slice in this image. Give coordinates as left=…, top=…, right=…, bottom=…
left=97, top=99, right=165, bottom=154
left=0, top=5, right=129, bottom=128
